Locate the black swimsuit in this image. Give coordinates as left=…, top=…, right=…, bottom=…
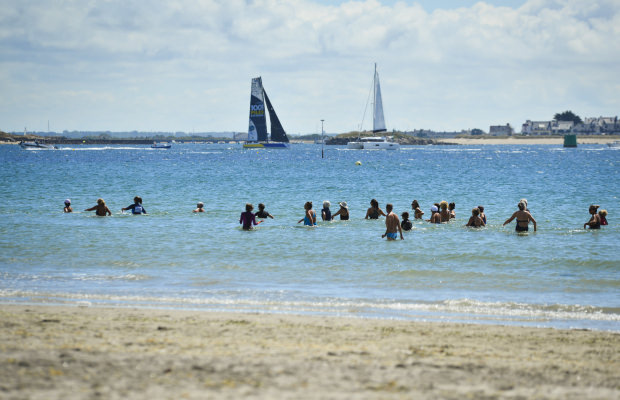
left=255, top=210, right=270, bottom=218
left=516, top=219, right=529, bottom=232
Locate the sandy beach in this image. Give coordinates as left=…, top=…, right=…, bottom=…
left=1, top=305, right=618, bottom=399
left=436, top=136, right=619, bottom=145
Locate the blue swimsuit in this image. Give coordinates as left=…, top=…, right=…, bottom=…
left=304, top=211, right=317, bottom=226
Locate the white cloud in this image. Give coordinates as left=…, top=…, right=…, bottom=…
left=0, top=0, right=618, bottom=133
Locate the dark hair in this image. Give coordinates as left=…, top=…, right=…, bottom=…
left=518, top=202, right=525, bottom=211
left=386, top=203, right=393, bottom=212
left=449, top=202, right=455, bottom=210
left=472, top=208, right=479, bottom=216
left=401, top=211, right=409, bottom=220
left=411, top=200, right=420, bottom=209
left=304, top=201, right=312, bottom=210
left=478, top=205, right=484, bottom=212
left=258, top=203, right=265, bottom=209
left=371, top=199, right=378, bottom=208
left=246, top=203, right=253, bottom=212
left=134, top=196, right=142, bottom=204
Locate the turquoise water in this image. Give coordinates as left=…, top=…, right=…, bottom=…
left=1, top=143, right=619, bottom=331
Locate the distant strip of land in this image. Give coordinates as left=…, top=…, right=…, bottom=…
left=436, top=136, right=619, bottom=145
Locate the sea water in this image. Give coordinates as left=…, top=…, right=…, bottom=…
left=1, top=143, right=618, bottom=331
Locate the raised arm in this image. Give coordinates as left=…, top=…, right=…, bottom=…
left=503, top=211, right=517, bottom=226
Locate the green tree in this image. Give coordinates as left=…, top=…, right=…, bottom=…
left=554, top=111, right=583, bottom=125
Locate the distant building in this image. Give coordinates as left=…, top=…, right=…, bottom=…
left=489, top=124, right=514, bottom=136
left=522, top=120, right=553, bottom=135
left=522, top=116, right=619, bottom=135
left=552, top=121, right=574, bottom=134
left=575, top=116, right=620, bottom=135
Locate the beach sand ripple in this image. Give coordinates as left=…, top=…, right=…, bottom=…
left=1, top=305, right=618, bottom=399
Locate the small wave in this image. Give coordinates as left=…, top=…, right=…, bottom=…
left=70, top=273, right=151, bottom=282
left=0, top=291, right=618, bottom=330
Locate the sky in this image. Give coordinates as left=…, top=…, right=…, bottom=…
left=1, top=0, right=619, bottom=134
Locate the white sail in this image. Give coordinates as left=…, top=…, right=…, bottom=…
left=373, top=65, right=386, bottom=133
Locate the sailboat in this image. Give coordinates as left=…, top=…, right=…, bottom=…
left=347, top=64, right=399, bottom=150
left=243, top=77, right=290, bottom=149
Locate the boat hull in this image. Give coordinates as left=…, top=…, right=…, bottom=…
left=363, top=142, right=399, bottom=150
left=347, top=141, right=364, bottom=150
left=346, top=137, right=399, bottom=150
left=243, top=142, right=289, bottom=149
left=19, top=142, right=56, bottom=150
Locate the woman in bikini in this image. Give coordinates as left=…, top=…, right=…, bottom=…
left=332, top=202, right=349, bottom=220
left=465, top=207, right=485, bottom=228
left=439, top=201, right=451, bottom=222
left=503, top=201, right=536, bottom=232
left=411, top=200, right=424, bottom=219
left=365, top=199, right=386, bottom=219
left=85, top=198, right=112, bottom=216
left=584, top=205, right=601, bottom=229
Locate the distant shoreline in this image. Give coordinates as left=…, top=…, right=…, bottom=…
left=436, top=136, right=619, bottom=145
left=2, top=135, right=618, bottom=146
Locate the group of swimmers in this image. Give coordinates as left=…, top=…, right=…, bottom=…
left=65, top=196, right=610, bottom=240
left=240, top=198, right=610, bottom=241
left=63, top=197, right=147, bottom=216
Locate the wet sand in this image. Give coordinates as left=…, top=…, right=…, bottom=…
left=1, top=305, right=618, bottom=399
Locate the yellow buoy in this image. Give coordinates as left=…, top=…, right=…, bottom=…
left=355, top=161, right=362, bottom=166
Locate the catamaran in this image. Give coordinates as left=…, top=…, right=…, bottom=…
left=348, top=64, right=399, bottom=150
left=243, top=77, right=290, bottom=149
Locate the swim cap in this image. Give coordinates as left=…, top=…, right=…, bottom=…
left=64, top=199, right=71, bottom=205
left=431, top=206, right=438, bottom=212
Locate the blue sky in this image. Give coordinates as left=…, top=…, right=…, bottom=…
left=0, top=0, right=618, bottom=134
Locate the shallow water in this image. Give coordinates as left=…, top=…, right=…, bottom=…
left=1, top=143, right=619, bottom=331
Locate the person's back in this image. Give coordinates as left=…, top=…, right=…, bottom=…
left=123, top=196, right=146, bottom=214
left=255, top=203, right=273, bottom=219
left=466, top=208, right=484, bottom=227
left=322, top=201, right=332, bottom=221
left=401, top=212, right=412, bottom=231
left=240, top=203, right=258, bottom=230
left=599, top=210, right=608, bottom=226
left=132, top=202, right=144, bottom=214
left=240, top=211, right=255, bottom=230
left=366, top=207, right=379, bottom=219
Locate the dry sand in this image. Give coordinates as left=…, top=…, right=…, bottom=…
left=1, top=305, right=618, bottom=399
left=436, top=136, right=619, bottom=145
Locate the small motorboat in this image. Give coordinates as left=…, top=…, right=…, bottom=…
left=19, top=141, right=57, bottom=150
left=151, top=142, right=172, bottom=149
left=607, top=141, right=620, bottom=148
